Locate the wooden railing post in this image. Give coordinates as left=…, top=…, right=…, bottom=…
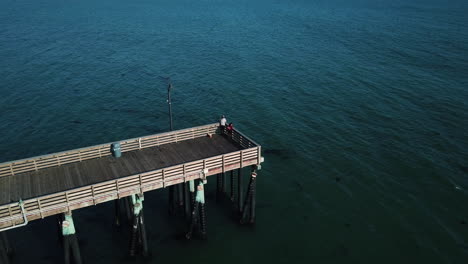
left=37, top=199, right=44, bottom=219
left=115, top=180, right=120, bottom=199
left=258, top=146, right=262, bottom=164
left=240, top=150, right=244, bottom=168
left=91, top=186, right=96, bottom=205
left=139, top=174, right=143, bottom=193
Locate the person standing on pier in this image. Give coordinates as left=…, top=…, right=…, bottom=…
left=227, top=123, right=234, bottom=135
left=220, top=115, right=227, bottom=131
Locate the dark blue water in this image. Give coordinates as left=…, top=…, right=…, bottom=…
left=1, top=0, right=468, bottom=263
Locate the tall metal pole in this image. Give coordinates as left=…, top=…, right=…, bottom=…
left=166, top=81, right=176, bottom=214
left=167, top=83, right=173, bottom=131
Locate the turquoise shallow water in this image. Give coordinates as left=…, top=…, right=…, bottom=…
left=1, top=0, right=468, bottom=263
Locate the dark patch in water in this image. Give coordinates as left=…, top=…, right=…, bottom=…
left=460, top=220, right=466, bottom=225
left=345, top=223, right=351, bottom=228
left=335, top=177, right=341, bottom=182
left=459, top=166, right=468, bottom=173
left=263, top=148, right=295, bottom=160
left=71, top=120, right=82, bottom=124
left=121, top=73, right=126, bottom=77
left=294, top=180, right=304, bottom=191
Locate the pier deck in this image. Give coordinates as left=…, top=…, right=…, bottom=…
left=0, top=123, right=262, bottom=230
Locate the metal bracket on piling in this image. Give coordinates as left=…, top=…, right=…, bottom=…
left=0, top=199, right=29, bottom=232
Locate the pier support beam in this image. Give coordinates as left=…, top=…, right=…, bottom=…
left=216, top=173, right=223, bottom=201
left=238, top=168, right=243, bottom=215
left=177, top=184, right=184, bottom=207
left=221, top=172, right=226, bottom=194
left=129, top=194, right=148, bottom=257
left=123, top=197, right=132, bottom=222
left=240, top=166, right=258, bottom=224
left=61, top=212, right=82, bottom=264
left=0, top=232, right=10, bottom=264
left=168, top=186, right=175, bottom=215
left=189, top=180, right=195, bottom=211
left=216, top=172, right=228, bottom=201
left=186, top=180, right=207, bottom=240
left=1, top=232, right=11, bottom=256
left=183, top=182, right=191, bottom=221
left=230, top=170, right=235, bottom=201
left=114, top=199, right=122, bottom=227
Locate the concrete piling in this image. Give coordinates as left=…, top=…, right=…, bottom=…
left=240, top=168, right=257, bottom=224
left=61, top=212, right=82, bottom=264
left=186, top=180, right=207, bottom=240
left=128, top=193, right=148, bottom=257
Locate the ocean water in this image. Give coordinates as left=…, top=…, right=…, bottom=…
left=1, top=0, right=468, bottom=263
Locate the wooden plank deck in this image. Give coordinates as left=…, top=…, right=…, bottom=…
left=0, top=124, right=263, bottom=230
left=0, top=135, right=240, bottom=206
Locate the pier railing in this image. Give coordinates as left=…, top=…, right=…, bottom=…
left=0, top=123, right=220, bottom=178
left=0, top=124, right=262, bottom=229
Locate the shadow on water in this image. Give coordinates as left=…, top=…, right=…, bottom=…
left=263, top=148, right=296, bottom=160
left=458, top=165, right=468, bottom=173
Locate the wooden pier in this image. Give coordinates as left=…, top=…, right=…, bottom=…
left=0, top=123, right=263, bottom=230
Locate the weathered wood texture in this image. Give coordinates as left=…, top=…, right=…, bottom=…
left=0, top=124, right=262, bottom=230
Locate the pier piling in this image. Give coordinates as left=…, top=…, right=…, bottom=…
left=0, top=232, right=10, bottom=264
left=198, top=181, right=207, bottom=239
left=1, top=232, right=11, bottom=256
left=217, top=173, right=222, bottom=201
left=189, top=180, right=195, bottom=211
left=230, top=170, right=235, bottom=201
left=241, top=166, right=258, bottom=224
left=183, top=182, right=191, bottom=220
left=177, top=184, right=184, bottom=207
left=61, top=212, right=82, bottom=264
left=168, top=186, right=175, bottom=215
left=238, top=168, right=243, bottom=215
left=186, top=180, right=207, bottom=239
left=128, top=194, right=148, bottom=257
left=221, top=172, right=226, bottom=193
left=114, top=199, right=122, bottom=227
